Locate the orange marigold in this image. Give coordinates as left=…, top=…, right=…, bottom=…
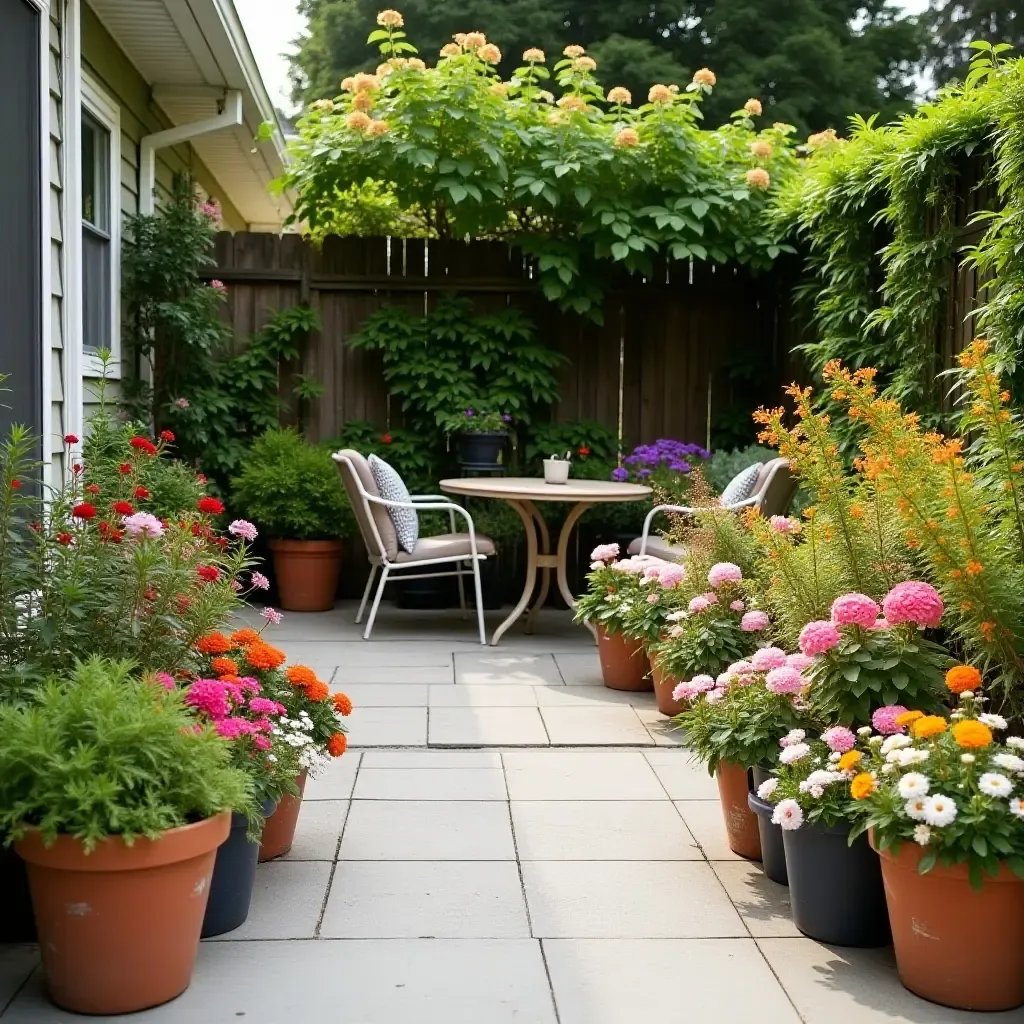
left=211, top=657, right=239, bottom=676
left=230, top=628, right=261, bottom=648
left=196, top=632, right=232, bottom=655
left=952, top=720, right=993, bottom=749
left=304, top=680, right=329, bottom=702
left=245, top=642, right=287, bottom=671
left=895, top=710, right=924, bottom=728
left=838, top=750, right=861, bottom=772
left=333, top=692, right=353, bottom=716
left=945, top=665, right=982, bottom=694
left=850, top=773, right=876, bottom=800
left=911, top=715, right=947, bottom=739
left=327, top=732, right=348, bottom=757
left=286, top=665, right=319, bottom=688
left=219, top=674, right=241, bottom=684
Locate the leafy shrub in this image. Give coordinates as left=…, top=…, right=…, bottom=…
left=327, top=419, right=441, bottom=493
left=706, top=443, right=774, bottom=493
left=0, top=658, right=255, bottom=850
left=524, top=421, right=619, bottom=466
left=232, top=428, right=354, bottom=541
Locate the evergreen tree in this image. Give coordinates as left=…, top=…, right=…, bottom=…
left=923, top=1, right=1023, bottom=84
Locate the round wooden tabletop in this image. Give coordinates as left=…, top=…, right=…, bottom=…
left=439, top=477, right=651, bottom=503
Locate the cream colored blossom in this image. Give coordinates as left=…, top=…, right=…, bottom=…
left=523, top=48, right=545, bottom=63
left=750, top=139, right=773, bottom=159
left=346, top=110, right=372, bottom=130
left=744, top=98, right=762, bottom=116
left=648, top=84, right=673, bottom=104
left=807, top=128, right=839, bottom=149
left=376, top=9, right=404, bottom=28
left=463, top=31, right=487, bottom=50
left=407, top=58, right=426, bottom=71
left=548, top=109, right=566, bottom=125
left=692, top=67, right=716, bottom=86
left=453, top=32, right=467, bottom=45
left=607, top=86, right=632, bottom=105
left=312, top=98, right=335, bottom=112
left=341, top=77, right=356, bottom=92
left=613, top=127, right=640, bottom=148
left=557, top=94, right=587, bottom=111
left=574, top=56, right=597, bottom=72
left=440, top=43, right=461, bottom=58
left=490, top=82, right=508, bottom=97
left=563, top=45, right=585, bottom=58
left=353, top=90, right=375, bottom=111
left=366, top=119, right=390, bottom=136
left=377, top=62, right=394, bottom=77
left=352, top=73, right=380, bottom=92
left=745, top=167, right=771, bottom=190
left=537, top=90, right=555, bottom=104
left=478, top=43, right=502, bottom=63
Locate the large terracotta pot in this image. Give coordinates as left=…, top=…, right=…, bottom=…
left=875, top=837, right=1024, bottom=1010
left=16, top=812, right=230, bottom=1015
left=596, top=625, right=652, bottom=691
left=650, top=655, right=684, bottom=716
left=269, top=538, right=343, bottom=612
left=715, top=760, right=761, bottom=860
left=259, top=771, right=308, bottom=862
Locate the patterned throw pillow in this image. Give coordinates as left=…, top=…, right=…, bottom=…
left=720, top=462, right=762, bottom=507
left=368, top=454, right=419, bottom=554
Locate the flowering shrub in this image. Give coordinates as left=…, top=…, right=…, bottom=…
left=440, top=409, right=511, bottom=434
left=617, top=561, right=689, bottom=645
left=612, top=439, right=709, bottom=491
left=572, top=546, right=648, bottom=635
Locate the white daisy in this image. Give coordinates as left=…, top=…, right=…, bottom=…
left=899, top=749, right=930, bottom=765
left=992, top=753, right=1024, bottom=773
left=869, top=735, right=884, bottom=747
left=772, top=798, right=804, bottom=831
left=882, top=762, right=899, bottom=775
left=979, top=713, right=1008, bottom=730
left=978, top=772, right=1013, bottom=798
left=921, top=794, right=958, bottom=827
left=779, top=742, right=811, bottom=765
left=881, top=734, right=912, bottom=755
left=1010, top=797, right=1024, bottom=820
left=898, top=773, right=930, bottom=799
left=904, top=797, right=928, bottom=821
left=756, top=777, right=779, bottom=800
left=1006, top=737, right=1024, bottom=751
left=913, top=824, right=932, bottom=846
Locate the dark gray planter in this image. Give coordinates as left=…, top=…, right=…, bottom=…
left=455, top=431, right=507, bottom=469
left=748, top=766, right=788, bottom=886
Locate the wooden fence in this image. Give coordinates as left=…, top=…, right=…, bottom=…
left=208, top=233, right=799, bottom=448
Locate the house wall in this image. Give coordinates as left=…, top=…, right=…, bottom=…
left=48, top=1, right=65, bottom=486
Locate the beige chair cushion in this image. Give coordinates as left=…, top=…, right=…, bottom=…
left=754, top=458, right=798, bottom=518
left=395, top=532, right=496, bottom=563
left=626, top=535, right=687, bottom=562
left=333, top=449, right=400, bottom=561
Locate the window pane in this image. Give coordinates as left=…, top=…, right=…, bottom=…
left=82, top=226, right=110, bottom=352
left=81, top=111, right=109, bottom=231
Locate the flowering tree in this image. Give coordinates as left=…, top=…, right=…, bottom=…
left=279, top=10, right=799, bottom=316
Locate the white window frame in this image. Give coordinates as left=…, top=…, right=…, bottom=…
left=78, top=70, right=120, bottom=380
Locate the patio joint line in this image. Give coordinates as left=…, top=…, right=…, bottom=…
left=537, top=939, right=563, bottom=1024
left=0, top=962, right=36, bottom=1019
left=752, top=937, right=808, bottom=1023
left=313, top=751, right=362, bottom=938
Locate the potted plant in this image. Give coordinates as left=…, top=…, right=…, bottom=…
left=232, top=428, right=354, bottom=611
left=850, top=676, right=1024, bottom=1011
left=444, top=408, right=511, bottom=470
left=0, top=658, right=254, bottom=1015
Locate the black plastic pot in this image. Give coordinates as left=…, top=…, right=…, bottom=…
left=782, top=817, right=890, bottom=947
left=748, top=767, right=788, bottom=886
left=201, top=800, right=276, bottom=938
left=0, top=841, right=36, bottom=941
left=455, top=431, right=507, bottom=469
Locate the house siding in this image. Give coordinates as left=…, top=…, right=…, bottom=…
left=48, top=2, right=65, bottom=486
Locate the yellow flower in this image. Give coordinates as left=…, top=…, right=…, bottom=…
left=851, top=773, right=877, bottom=800
left=745, top=167, right=771, bottom=190
left=743, top=97, right=762, bottom=115
left=490, top=82, right=508, bottom=97
left=478, top=43, right=502, bottom=63
left=911, top=716, right=948, bottom=739
left=453, top=33, right=467, bottom=45
left=377, top=62, right=394, bottom=78
left=838, top=750, right=862, bottom=772
left=607, top=87, right=632, bottom=105
left=574, top=56, right=597, bottom=72
left=648, top=84, right=673, bottom=104
left=895, top=710, right=924, bottom=728
left=440, top=43, right=461, bottom=58
left=352, top=73, right=380, bottom=92
left=692, top=67, right=716, bottom=86
left=557, top=95, right=586, bottom=111
left=613, top=127, right=640, bottom=148
left=563, top=44, right=586, bottom=58
left=376, top=9, right=404, bottom=28
left=366, top=119, right=390, bottom=136
left=523, top=48, right=545, bottom=63
left=463, top=31, right=487, bottom=50
left=952, top=720, right=993, bottom=749
left=345, top=110, right=371, bottom=130
left=750, top=139, right=773, bottom=159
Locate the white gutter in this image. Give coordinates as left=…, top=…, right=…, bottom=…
left=138, top=89, right=244, bottom=215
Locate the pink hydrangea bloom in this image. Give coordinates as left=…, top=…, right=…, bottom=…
left=214, top=717, right=256, bottom=740
left=248, top=697, right=284, bottom=716
left=590, top=543, right=620, bottom=563
left=728, top=660, right=754, bottom=677
left=821, top=726, right=857, bottom=753
left=122, top=512, right=164, bottom=538
left=228, top=519, right=258, bottom=542
left=830, top=593, right=881, bottom=628
left=707, top=562, right=742, bottom=588
left=185, top=679, right=234, bottom=719
left=672, top=674, right=716, bottom=702
left=770, top=515, right=796, bottom=533
left=869, top=617, right=890, bottom=631
left=154, top=671, right=175, bottom=691
left=786, top=652, right=814, bottom=672
left=883, top=581, right=944, bottom=629
left=741, top=610, right=769, bottom=632
left=798, top=620, right=841, bottom=657
left=642, top=564, right=664, bottom=582
left=238, top=676, right=261, bottom=693
left=764, top=666, right=805, bottom=695
left=716, top=671, right=735, bottom=687
left=751, top=646, right=787, bottom=671
left=729, top=600, right=745, bottom=612
left=872, top=705, right=909, bottom=735
left=689, top=595, right=711, bottom=614
left=703, top=592, right=719, bottom=605
left=658, top=564, right=686, bottom=589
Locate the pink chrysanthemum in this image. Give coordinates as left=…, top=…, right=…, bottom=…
left=658, top=564, right=686, bottom=589
left=741, top=611, right=769, bottom=632
left=872, top=704, right=909, bottom=735
left=590, top=543, right=620, bottom=563
left=253, top=734, right=272, bottom=750
left=727, top=660, right=754, bottom=677
left=729, top=599, right=745, bottom=612
left=769, top=515, right=796, bottom=533
left=764, top=666, right=805, bottom=695
left=228, top=519, right=258, bottom=542
left=882, top=581, right=944, bottom=629
left=786, top=652, right=814, bottom=672
left=821, top=726, right=857, bottom=753
left=154, top=671, right=175, bottom=691
left=248, top=696, right=285, bottom=715
left=830, top=593, right=881, bottom=628
left=689, top=595, right=711, bottom=614
left=184, top=679, right=235, bottom=720
left=672, top=674, right=716, bottom=702
left=798, top=620, right=841, bottom=657
left=214, top=717, right=257, bottom=740
left=122, top=511, right=164, bottom=538
left=751, top=646, right=787, bottom=671
left=708, top=562, right=742, bottom=588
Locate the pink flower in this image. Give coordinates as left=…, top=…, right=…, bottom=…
left=253, top=734, right=272, bottom=750
left=238, top=677, right=262, bottom=693
left=751, top=646, right=787, bottom=671
left=590, top=543, right=620, bottom=563
left=729, top=600, right=745, bottom=612
left=780, top=728, right=806, bottom=747
left=705, top=687, right=727, bottom=704
left=642, top=563, right=664, bottom=583
left=248, top=697, right=284, bottom=715
left=772, top=798, right=804, bottom=830
left=154, top=671, right=175, bottom=691
left=830, top=592, right=881, bottom=628
left=798, top=620, right=841, bottom=657
left=646, top=592, right=659, bottom=604
left=228, top=519, right=258, bottom=541
left=214, top=717, right=257, bottom=740
left=727, top=660, right=754, bottom=677
left=770, top=515, right=796, bottom=534
left=210, top=279, right=227, bottom=293
left=741, top=611, right=769, bottom=632
left=251, top=571, right=270, bottom=591
left=882, top=581, right=943, bottom=629
left=786, top=652, right=815, bottom=672
left=174, top=397, right=190, bottom=409
left=869, top=617, right=890, bottom=631
left=122, top=511, right=164, bottom=539
left=613, top=557, right=648, bottom=575
left=872, top=704, right=909, bottom=735
left=764, top=666, right=805, bottom=695
left=708, top=562, right=742, bottom=588
left=821, top=726, right=856, bottom=753
left=185, top=679, right=235, bottom=720
left=658, top=563, right=686, bottom=589
left=703, top=592, right=719, bottom=605
left=688, top=595, right=711, bottom=614
left=261, top=607, right=283, bottom=625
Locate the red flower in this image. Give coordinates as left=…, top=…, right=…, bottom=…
left=56, top=532, right=73, bottom=546
left=112, top=500, right=134, bottom=515
left=159, top=430, right=176, bottom=442
left=118, top=463, right=132, bottom=475
left=86, top=483, right=101, bottom=494
left=73, top=464, right=83, bottom=475
left=64, top=434, right=79, bottom=444
left=129, top=436, right=158, bottom=455
left=143, top=586, right=157, bottom=602
left=134, top=486, right=150, bottom=500
left=72, top=502, right=97, bottom=520
left=98, top=521, right=124, bottom=543
left=10, top=480, right=21, bottom=489
left=196, top=474, right=207, bottom=485
left=111, top=529, right=124, bottom=544
left=30, top=521, right=40, bottom=532
left=196, top=565, right=220, bottom=583
left=176, top=595, right=191, bottom=613
left=578, top=445, right=591, bottom=457
left=382, top=433, right=393, bottom=444
left=198, top=497, right=224, bottom=515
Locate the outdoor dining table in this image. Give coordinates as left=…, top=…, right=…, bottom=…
left=438, top=476, right=652, bottom=646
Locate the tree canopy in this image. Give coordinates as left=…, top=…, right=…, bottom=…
left=923, top=1, right=1023, bottom=84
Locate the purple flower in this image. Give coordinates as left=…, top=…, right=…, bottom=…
left=502, top=413, right=511, bottom=423
left=637, top=468, right=651, bottom=479
left=465, top=408, right=474, bottom=418
left=611, top=467, right=629, bottom=482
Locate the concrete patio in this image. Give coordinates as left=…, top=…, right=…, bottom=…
left=1, top=603, right=1016, bottom=1022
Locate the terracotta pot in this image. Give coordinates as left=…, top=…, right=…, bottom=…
left=16, top=812, right=230, bottom=1015
left=259, top=771, right=308, bottom=862
left=650, top=655, right=684, bottom=716
left=269, top=539, right=343, bottom=612
left=715, top=760, right=761, bottom=860
left=596, top=625, right=652, bottom=691
left=875, top=838, right=1024, bottom=1010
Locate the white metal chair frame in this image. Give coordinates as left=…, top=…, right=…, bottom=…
left=333, top=454, right=488, bottom=644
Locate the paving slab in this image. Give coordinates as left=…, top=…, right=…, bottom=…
left=511, top=801, right=701, bottom=860
left=634, top=707, right=687, bottom=745
left=361, top=750, right=502, bottom=769
left=340, top=801, right=515, bottom=861
left=543, top=938, right=801, bottom=1024
left=454, top=653, right=563, bottom=686
left=353, top=767, right=508, bottom=801
left=332, top=667, right=454, bottom=685
left=428, top=684, right=538, bottom=706
left=673, top=800, right=744, bottom=861
left=539, top=706, right=654, bottom=745
left=303, top=753, right=360, bottom=801
left=337, top=684, right=430, bottom=707
left=552, top=652, right=605, bottom=685
left=285, top=642, right=456, bottom=668
left=320, top=861, right=530, bottom=938
left=279, top=800, right=348, bottom=862
left=522, top=861, right=747, bottom=938
left=710, top=861, right=800, bottom=937
left=534, top=685, right=653, bottom=707
left=347, top=707, right=427, bottom=747
left=503, top=751, right=665, bottom=801
left=644, top=753, right=719, bottom=799
left=0, top=945, right=36, bottom=1009
left=428, top=707, right=549, bottom=746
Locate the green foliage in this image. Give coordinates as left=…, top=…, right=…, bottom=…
left=232, top=428, right=354, bottom=541
left=573, top=561, right=639, bottom=635
left=0, top=658, right=255, bottom=851
left=440, top=409, right=509, bottom=434
left=348, top=296, right=562, bottom=433
left=328, top=419, right=441, bottom=491
left=651, top=614, right=752, bottom=680
left=924, top=3, right=1024, bottom=86
left=524, top=420, right=619, bottom=465
left=706, top=443, right=775, bottom=493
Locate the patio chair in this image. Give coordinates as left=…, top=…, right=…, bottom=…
left=333, top=449, right=495, bottom=643
left=627, top=457, right=798, bottom=562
